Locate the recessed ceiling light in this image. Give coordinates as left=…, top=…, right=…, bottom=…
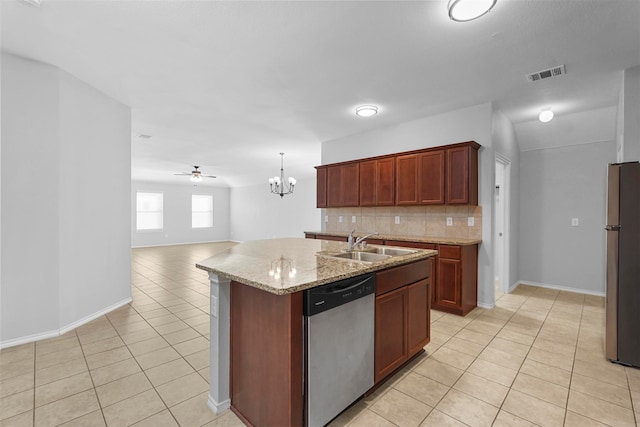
left=19, top=0, right=42, bottom=7
left=448, top=0, right=497, bottom=22
left=355, top=105, right=378, bottom=117
left=539, top=110, right=554, bottom=123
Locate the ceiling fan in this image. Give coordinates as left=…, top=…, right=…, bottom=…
left=174, top=166, right=216, bottom=183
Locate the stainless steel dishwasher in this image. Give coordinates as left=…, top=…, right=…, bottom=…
left=303, top=273, right=375, bottom=427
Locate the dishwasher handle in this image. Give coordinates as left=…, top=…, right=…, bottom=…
left=304, top=273, right=375, bottom=316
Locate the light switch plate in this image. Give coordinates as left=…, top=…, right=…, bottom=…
left=324, top=215, right=328, bottom=223
left=446, top=217, right=453, bottom=226
left=572, top=218, right=579, bottom=227
left=395, top=216, right=400, bottom=224
left=338, top=216, right=343, bottom=223
left=467, top=217, right=475, bottom=227
left=352, top=216, right=356, bottom=223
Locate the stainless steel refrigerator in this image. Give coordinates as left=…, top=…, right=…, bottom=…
left=605, top=161, right=640, bottom=367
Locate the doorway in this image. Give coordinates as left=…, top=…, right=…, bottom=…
left=494, top=155, right=511, bottom=297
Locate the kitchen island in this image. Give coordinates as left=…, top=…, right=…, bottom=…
left=196, top=237, right=436, bottom=427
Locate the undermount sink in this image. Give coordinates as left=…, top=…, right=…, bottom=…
left=330, top=251, right=391, bottom=262
left=365, top=247, right=417, bottom=256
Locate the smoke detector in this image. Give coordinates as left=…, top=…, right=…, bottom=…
left=526, top=65, right=566, bottom=82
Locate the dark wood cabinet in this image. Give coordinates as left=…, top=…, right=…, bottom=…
left=418, top=150, right=445, bottom=204
left=230, top=282, right=303, bottom=427
left=360, top=158, right=395, bottom=206
left=374, top=260, right=430, bottom=384
left=446, top=144, right=479, bottom=205
left=434, top=244, right=478, bottom=316
left=327, top=164, right=359, bottom=207
left=407, top=279, right=431, bottom=356
left=375, top=287, right=408, bottom=382
left=316, top=167, right=327, bottom=208
left=359, top=160, right=377, bottom=206
left=305, top=234, right=479, bottom=317
left=315, top=141, right=479, bottom=208
left=396, top=154, right=419, bottom=205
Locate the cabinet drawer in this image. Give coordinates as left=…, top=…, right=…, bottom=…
left=385, top=240, right=436, bottom=250
left=376, top=259, right=430, bottom=295
left=438, top=245, right=461, bottom=259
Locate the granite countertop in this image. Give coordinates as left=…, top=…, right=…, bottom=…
left=306, top=231, right=481, bottom=246
left=196, top=238, right=437, bottom=295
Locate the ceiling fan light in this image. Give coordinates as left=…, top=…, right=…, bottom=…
left=190, top=174, right=203, bottom=183
left=355, top=105, right=378, bottom=117
left=448, top=0, right=497, bottom=22
left=539, top=110, right=554, bottom=123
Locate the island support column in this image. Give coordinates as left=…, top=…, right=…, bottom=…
left=207, top=272, right=231, bottom=414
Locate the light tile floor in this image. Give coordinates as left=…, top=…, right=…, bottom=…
left=1, top=242, right=638, bottom=426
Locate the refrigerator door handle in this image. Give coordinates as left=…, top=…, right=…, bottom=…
left=605, top=225, right=621, bottom=231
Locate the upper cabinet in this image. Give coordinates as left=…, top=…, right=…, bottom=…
left=316, top=141, right=480, bottom=208
left=446, top=144, right=479, bottom=205
left=326, top=163, right=359, bottom=207
left=360, top=158, right=395, bottom=206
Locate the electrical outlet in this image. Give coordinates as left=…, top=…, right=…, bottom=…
left=395, top=216, right=400, bottom=224
left=352, top=216, right=356, bottom=223
left=446, top=217, right=453, bottom=226
left=572, top=218, right=579, bottom=227
left=338, top=216, right=343, bottom=223
left=324, top=215, right=328, bottom=223
left=467, top=217, right=475, bottom=227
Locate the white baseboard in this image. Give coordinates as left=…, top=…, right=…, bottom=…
left=208, top=394, right=231, bottom=414
left=132, top=239, right=233, bottom=249
left=60, top=297, right=133, bottom=335
left=477, top=301, right=495, bottom=309
left=516, top=280, right=605, bottom=297
left=0, top=297, right=132, bottom=349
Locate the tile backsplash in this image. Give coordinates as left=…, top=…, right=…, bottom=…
left=321, top=206, right=482, bottom=240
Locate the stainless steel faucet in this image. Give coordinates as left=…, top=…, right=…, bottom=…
left=347, top=230, right=379, bottom=251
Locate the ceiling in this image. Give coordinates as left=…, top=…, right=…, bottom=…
left=2, top=0, right=639, bottom=187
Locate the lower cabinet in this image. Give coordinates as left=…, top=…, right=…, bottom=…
left=374, top=261, right=431, bottom=384
left=434, top=245, right=478, bottom=316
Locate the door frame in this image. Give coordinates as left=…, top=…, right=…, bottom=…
left=494, top=154, right=511, bottom=294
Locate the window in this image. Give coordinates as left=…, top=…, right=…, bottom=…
left=136, top=192, right=163, bottom=231
left=192, top=194, right=213, bottom=228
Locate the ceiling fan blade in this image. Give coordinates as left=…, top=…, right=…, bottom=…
left=203, top=175, right=217, bottom=178
left=174, top=173, right=192, bottom=176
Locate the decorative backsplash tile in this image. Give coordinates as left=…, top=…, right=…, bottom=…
left=322, top=206, right=482, bottom=240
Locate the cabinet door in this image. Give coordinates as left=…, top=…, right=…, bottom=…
left=359, top=160, right=376, bottom=206
left=396, top=154, right=419, bottom=205
left=436, top=257, right=462, bottom=309
left=342, top=163, right=360, bottom=207
left=316, top=167, right=327, bottom=208
left=327, top=165, right=343, bottom=207
left=407, top=279, right=431, bottom=356
left=418, top=150, right=445, bottom=205
left=375, top=287, right=408, bottom=383
left=377, top=158, right=395, bottom=206
left=446, top=146, right=470, bottom=204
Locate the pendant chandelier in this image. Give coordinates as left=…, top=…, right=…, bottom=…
left=269, top=153, right=296, bottom=198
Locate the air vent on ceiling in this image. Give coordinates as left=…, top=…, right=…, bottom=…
left=137, top=134, right=152, bottom=140
left=526, top=65, right=566, bottom=82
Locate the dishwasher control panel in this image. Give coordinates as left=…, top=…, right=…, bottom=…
left=303, top=273, right=375, bottom=316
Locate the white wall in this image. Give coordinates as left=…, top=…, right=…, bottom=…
left=322, top=103, right=497, bottom=308
left=1, top=54, right=131, bottom=346
left=132, top=181, right=231, bottom=247
left=519, top=141, right=615, bottom=294
left=492, top=109, right=521, bottom=289
left=622, top=66, right=640, bottom=161
left=229, top=177, right=320, bottom=242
